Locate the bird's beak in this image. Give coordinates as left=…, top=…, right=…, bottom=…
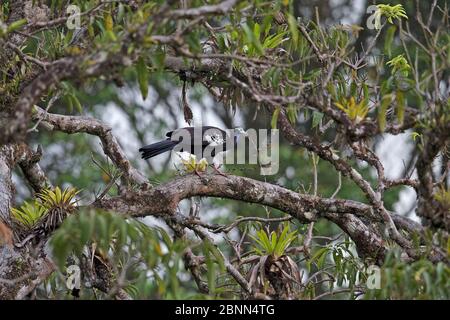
left=237, top=129, right=248, bottom=137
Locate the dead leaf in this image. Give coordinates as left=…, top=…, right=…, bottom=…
left=182, top=81, right=193, bottom=125
left=0, top=220, right=13, bottom=247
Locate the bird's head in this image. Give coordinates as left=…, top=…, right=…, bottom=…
left=233, top=127, right=248, bottom=137
left=232, top=127, right=247, bottom=145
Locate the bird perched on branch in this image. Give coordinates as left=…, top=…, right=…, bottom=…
left=139, top=126, right=247, bottom=173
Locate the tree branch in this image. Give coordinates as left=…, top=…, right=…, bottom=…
left=95, top=174, right=375, bottom=221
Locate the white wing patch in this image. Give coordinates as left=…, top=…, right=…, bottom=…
left=205, top=133, right=224, bottom=146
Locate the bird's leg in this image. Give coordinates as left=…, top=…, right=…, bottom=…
left=189, top=198, right=200, bottom=219
left=194, top=168, right=203, bottom=178
left=193, top=168, right=210, bottom=185
left=210, top=164, right=228, bottom=177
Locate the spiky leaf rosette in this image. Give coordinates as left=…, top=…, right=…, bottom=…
left=11, top=200, right=47, bottom=232
left=34, top=187, right=80, bottom=235
left=248, top=224, right=301, bottom=299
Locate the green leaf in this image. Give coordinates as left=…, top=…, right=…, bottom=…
left=253, top=23, right=261, bottom=43
left=70, top=94, right=83, bottom=114
left=117, top=4, right=125, bottom=22
left=242, top=23, right=264, bottom=55
left=250, top=233, right=268, bottom=253
left=387, top=54, right=411, bottom=77
left=308, top=247, right=329, bottom=271
left=11, top=200, right=47, bottom=229
left=271, top=68, right=281, bottom=88
left=270, top=231, right=277, bottom=252
left=150, top=50, right=166, bottom=73
left=88, top=24, right=95, bottom=38
left=258, top=229, right=272, bottom=251
left=65, top=94, right=74, bottom=113
left=205, top=249, right=216, bottom=293
left=384, top=26, right=397, bottom=57
left=362, top=83, right=369, bottom=107
left=411, top=132, right=421, bottom=142
left=104, top=12, right=113, bottom=31
left=311, top=111, right=323, bottom=128
left=263, top=31, right=288, bottom=49
left=287, top=104, right=297, bottom=124
left=396, top=90, right=405, bottom=125
left=274, top=225, right=296, bottom=257
left=7, top=19, right=27, bottom=33
left=136, top=57, right=149, bottom=100
left=105, top=30, right=117, bottom=41
left=79, top=215, right=93, bottom=246
left=204, top=239, right=225, bottom=270
left=327, top=83, right=338, bottom=100
left=317, top=250, right=328, bottom=269
left=271, top=107, right=280, bottom=129
left=350, top=82, right=357, bottom=98
left=274, top=226, right=289, bottom=256
left=378, top=94, right=392, bottom=132
left=186, top=33, right=201, bottom=53
left=287, top=14, right=299, bottom=48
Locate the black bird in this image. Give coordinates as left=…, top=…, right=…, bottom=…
left=139, top=126, right=247, bottom=163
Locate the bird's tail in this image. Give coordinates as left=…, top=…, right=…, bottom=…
left=139, top=140, right=179, bottom=159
